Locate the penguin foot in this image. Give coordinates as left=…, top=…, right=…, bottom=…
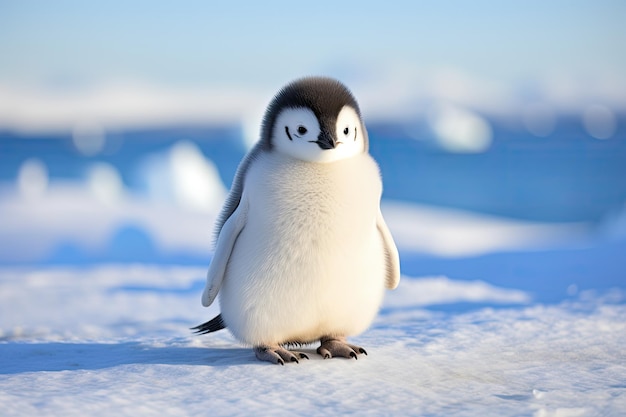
left=254, top=346, right=309, bottom=365
left=317, top=337, right=367, bottom=360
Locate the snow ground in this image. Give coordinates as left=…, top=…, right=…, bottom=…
left=0, top=264, right=624, bottom=417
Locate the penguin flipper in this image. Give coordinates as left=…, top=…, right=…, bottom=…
left=377, top=209, right=400, bottom=289
left=201, top=198, right=248, bottom=307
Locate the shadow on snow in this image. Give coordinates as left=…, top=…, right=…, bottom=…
left=0, top=342, right=253, bottom=374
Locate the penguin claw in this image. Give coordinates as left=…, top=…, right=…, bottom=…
left=254, top=346, right=308, bottom=365
left=317, top=337, right=367, bottom=360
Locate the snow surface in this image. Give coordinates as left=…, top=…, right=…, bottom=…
left=0, top=265, right=624, bottom=417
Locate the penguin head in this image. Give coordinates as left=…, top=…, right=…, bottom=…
left=260, top=77, right=369, bottom=163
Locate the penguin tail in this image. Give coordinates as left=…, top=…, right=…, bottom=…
left=191, top=314, right=226, bottom=335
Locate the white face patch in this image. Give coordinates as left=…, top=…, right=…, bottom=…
left=272, top=106, right=365, bottom=163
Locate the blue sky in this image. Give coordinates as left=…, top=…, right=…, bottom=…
left=1, top=0, right=625, bottom=90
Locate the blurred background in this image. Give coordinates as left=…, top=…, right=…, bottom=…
left=1, top=1, right=625, bottom=301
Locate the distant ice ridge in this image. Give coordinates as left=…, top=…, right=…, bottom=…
left=382, top=201, right=589, bottom=257
left=0, top=82, right=265, bottom=133
left=136, top=140, right=228, bottom=213
left=1, top=69, right=623, bottom=139
left=385, top=276, right=530, bottom=308
left=0, top=140, right=227, bottom=263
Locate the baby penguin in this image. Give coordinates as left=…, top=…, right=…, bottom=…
left=193, top=77, right=400, bottom=364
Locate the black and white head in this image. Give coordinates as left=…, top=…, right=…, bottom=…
left=260, top=77, right=369, bottom=163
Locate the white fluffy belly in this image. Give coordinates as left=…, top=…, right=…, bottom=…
left=219, top=154, right=387, bottom=346
left=220, top=225, right=386, bottom=345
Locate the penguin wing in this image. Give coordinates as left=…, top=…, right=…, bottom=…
left=201, top=196, right=248, bottom=307
left=377, top=209, right=400, bottom=289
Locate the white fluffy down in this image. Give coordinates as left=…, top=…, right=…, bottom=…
left=216, top=152, right=394, bottom=345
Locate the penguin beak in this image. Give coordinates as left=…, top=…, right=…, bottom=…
left=315, top=130, right=336, bottom=150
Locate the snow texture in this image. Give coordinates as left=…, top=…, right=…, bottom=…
left=1, top=265, right=625, bottom=416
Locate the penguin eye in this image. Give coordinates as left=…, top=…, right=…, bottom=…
left=342, top=126, right=357, bottom=140
left=297, top=126, right=308, bottom=135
